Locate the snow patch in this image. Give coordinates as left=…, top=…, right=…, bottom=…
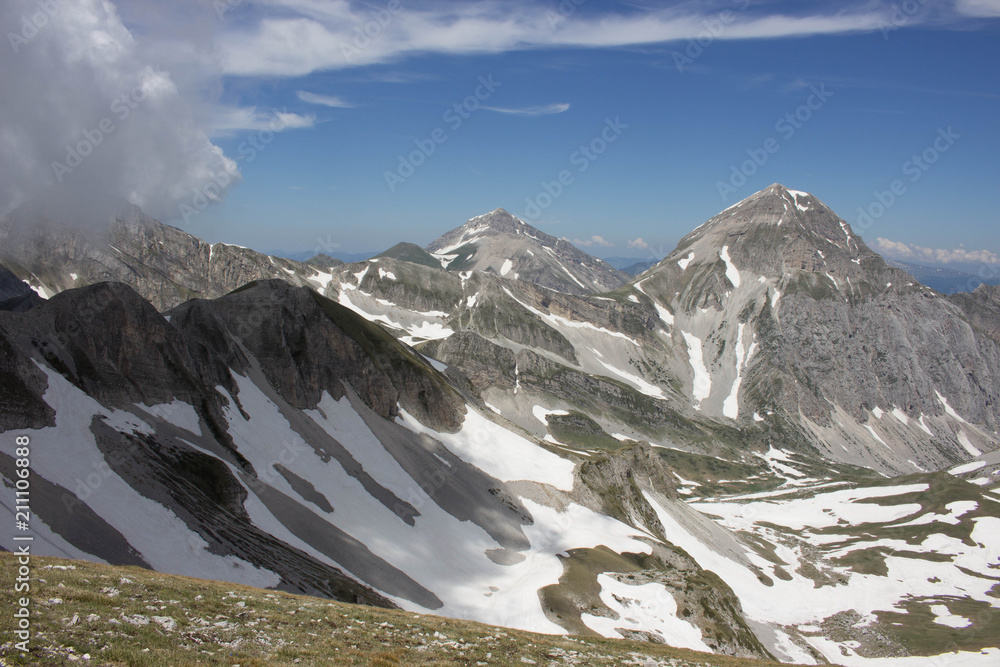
left=677, top=252, right=694, bottom=270
left=681, top=331, right=711, bottom=409
left=135, top=400, right=202, bottom=436
left=930, top=604, right=971, bottom=629
left=306, top=270, right=335, bottom=291
left=399, top=407, right=575, bottom=491
left=719, top=246, right=741, bottom=288
left=595, top=359, right=667, bottom=400
left=582, top=575, right=711, bottom=652
left=949, top=461, right=987, bottom=476
left=532, top=405, right=570, bottom=424
left=500, top=258, right=513, bottom=276
left=722, top=323, right=746, bottom=420
left=865, top=424, right=890, bottom=450
left=957, top=431, right=982, bottom=457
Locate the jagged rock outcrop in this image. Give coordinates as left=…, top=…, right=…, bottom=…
left=0, top=198, right=330, bottom=310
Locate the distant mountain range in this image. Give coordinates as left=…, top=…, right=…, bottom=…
left=886, top=258, right=1000, bottom=294
left=1, top=185, right=998, bottom=666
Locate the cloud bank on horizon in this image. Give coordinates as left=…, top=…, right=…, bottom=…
left=876, top=238, right=1000, bottom=266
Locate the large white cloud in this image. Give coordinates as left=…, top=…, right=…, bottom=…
left=0, top=0, right=240, bottom=222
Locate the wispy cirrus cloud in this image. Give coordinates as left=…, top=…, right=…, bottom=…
left=213, top=2, right=899, bottom=77
left=482, top=103, right=570, bottom=116
left=296, top=91, right=355, bottom=108
left=876, top=238, right=1000, bottom=264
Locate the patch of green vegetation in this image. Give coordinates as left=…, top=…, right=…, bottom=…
left=539, top=546, right=654, bottom=636
left=656, top=448, right=778, bottom=497
left=546, top=411, right=623, bottom=451
left=872, top=596, right=1000, bottom=657
left=375, top=242, right=441, bottom=269
left=831, top=546, right=891, bottom=576
left=0, top=554, right=799, bottom=667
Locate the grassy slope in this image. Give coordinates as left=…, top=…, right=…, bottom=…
left=0, top=554, right=815, bottom=667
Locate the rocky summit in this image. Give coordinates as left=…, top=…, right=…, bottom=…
left=425, top=208, right=630, bottom=295
left=1, top=185, right=998, bottom=667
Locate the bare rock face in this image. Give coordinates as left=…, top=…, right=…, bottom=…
left=0, top=199, right=325, bottom=310
left=426, top=208, right=629, bottom=295
left=949, top=284, right=1000, bottom=344
left=0, top=263, right=42, bottom=312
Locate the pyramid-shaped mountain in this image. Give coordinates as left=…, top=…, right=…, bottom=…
left=425, top=208, right=628, bottom=295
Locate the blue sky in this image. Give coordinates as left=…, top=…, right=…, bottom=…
left=3, top=0, right=999, bottom=266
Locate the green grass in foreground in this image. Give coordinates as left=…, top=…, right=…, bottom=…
left=0, top=554, right=817, bottom=667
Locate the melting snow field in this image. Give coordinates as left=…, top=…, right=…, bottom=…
left=400, top=406, right=576, bottom=492
left=0, top=366, right=281, bottom=589
left=582, top=575, right=711, bottom=652
left=646, top=480, right=1000, bottom=666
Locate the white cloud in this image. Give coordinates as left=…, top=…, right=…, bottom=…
left=628, top=238, right=649, bottom=250
left=569, top=235, right=614, bottom=248
left=876, top=238, right=1000, bottom=265
left=213, top=2, right=896, bottom=77
left=296, top=91, right=354, bottom=108
left=208, top=107, right=316, bottom=136
left=0, top=0, right=241, bottom=222
left=955, top=0, right=1000, bottom=17
left=482, top=103, right=570, bottom=116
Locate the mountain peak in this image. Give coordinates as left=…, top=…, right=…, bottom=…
left=424, top=209, right=628, bottom=294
